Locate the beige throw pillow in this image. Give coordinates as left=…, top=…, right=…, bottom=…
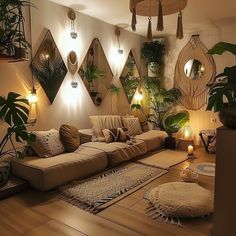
left=59, top=124, right=80, bottom=152
left=29, top=129, right=65, bottom=158
left=122, top=117, right=143, bottom=136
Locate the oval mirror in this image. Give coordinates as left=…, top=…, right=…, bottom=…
left=184, top=59, right=205, bottom=80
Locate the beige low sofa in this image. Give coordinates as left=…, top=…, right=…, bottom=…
left=12, top=123, right=167, bottom=191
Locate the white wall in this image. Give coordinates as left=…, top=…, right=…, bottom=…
left=0, top=0, right=142, bottom=138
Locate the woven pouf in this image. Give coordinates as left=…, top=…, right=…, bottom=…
left=146, top=182, right=213, bottom=226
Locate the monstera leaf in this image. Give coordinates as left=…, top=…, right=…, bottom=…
left=208, top=42, right=236, bottom=56
left=163, top=111, right=189, bottom=136
left=0, top=92, right=29, bottom=126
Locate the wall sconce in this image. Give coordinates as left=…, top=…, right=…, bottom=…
left=27, top=86, right=38, bottom=104
left=67, top=50, right=78, bottom=88
left=115, top=26, right=123, bottom=55
left=134, top=91, right=143, bottom=102
left=68, top=9, right=77, bottom=39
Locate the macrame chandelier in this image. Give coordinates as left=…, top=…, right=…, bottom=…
left=130, top=0, right=188, bottom=41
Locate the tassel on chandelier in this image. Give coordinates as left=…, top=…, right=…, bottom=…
left=130, top=0, right=187, bottom=40
left=157, top=0, right=163, bottom=31
left=131, top=7, right=137, bottom=31
left=176, top=11, right=183, bottom=39
left=147, top=17, right=152, bottom=41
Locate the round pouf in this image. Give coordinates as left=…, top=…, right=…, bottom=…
left=146, top=182, right=213, bottom=226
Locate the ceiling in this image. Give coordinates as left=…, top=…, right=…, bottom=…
left=50, top=0, right=236, bottom=37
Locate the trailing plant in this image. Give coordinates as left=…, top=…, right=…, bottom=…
left=141, top=40, right=165, bottom=77
left=163, top=111, right=189, bottom=137
left=0, top=0, right=31, bottom=56
left=0, top=92, right=36, bottom=159
left=207, top=42, right=236, bottom=112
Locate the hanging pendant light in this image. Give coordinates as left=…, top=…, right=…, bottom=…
left=129, top=0, right=187, bottom=39
left=115, top=26, right=123, bottom=54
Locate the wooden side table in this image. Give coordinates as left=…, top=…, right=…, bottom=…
left=0, top=177, right=28, bottom=200
left=177, top=138, right=194, bottom=151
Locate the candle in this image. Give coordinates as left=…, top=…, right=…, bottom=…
left=188, top=145, right=194, bottom=155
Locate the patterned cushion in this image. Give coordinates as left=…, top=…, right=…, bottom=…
left=102, top=128, right=127, bottom=143
left=122, top=117, right=143, bottom=136
left=29, top=129, right=65, bottom=158
left=59, top=124, right=80, bottom=152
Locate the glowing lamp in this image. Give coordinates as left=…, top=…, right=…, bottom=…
left=182, top=124, right=193, bottom=140
left=27, top=87, right=38, bottom=104
left=134, top=91, right=143, bottom=101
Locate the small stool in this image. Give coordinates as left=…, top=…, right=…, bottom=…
left=177, top=138, right=194, bottom=151
left=199, top=129, right=216, bottom=153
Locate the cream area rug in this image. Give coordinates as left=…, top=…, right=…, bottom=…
left=138, top=150, right=188, bottom=169
left=59, top=163, right=167, bottom=213
left=191, top=162, right=215, bottom=177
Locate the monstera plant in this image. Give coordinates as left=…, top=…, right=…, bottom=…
left=207, top=42, right=236, bottom=128
left=163, top=111, right=190, bottom=149
left=0, top=92, right=35, bottom=159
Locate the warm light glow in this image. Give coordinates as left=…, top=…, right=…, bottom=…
left=188, top=145, right=194, bottom=155
left=27, top=88, right=38, bottom=104
left=134, top=91, right=143, bottom=101
left=182, top=124, right=193, bottom=140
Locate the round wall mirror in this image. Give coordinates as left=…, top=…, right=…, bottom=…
left=184, top=59, right=205, bottom=80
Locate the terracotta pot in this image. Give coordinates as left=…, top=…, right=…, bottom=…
left=0, top=161, right=10, bottom=187
left=219, top=104, right=236, bottom=129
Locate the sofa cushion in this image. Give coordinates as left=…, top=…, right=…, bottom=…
left=81, top=140, right=147, bottom=166
left=59, top=124, right=80, bottom=152
left=12, top=147, right=107, bottom=191
left=135, top=130, right=168, bottom=152
left=102, top=128, right=127, bottom=143
left=78, top=129, right=93, bottom=144
left=122, top=117, right=143, bottom=136
left=89, top=115, right=123, bottom=138
left=29, top=129, right=65, bottom=158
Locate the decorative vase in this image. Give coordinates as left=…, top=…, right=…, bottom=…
left=165, top=136, right=176, bottom=150
left=219, top=104, right=236, bottom=129
left=0, top=161, right=10, bottom=187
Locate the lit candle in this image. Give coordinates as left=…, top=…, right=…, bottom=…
left=188, top=145, right=194, bottom=155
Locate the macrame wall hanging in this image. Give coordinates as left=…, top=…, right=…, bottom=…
left=130, top=0, right=188, bottom=41
left=67, top=51, right=78, bottom=88
left=174, top=35, right=216, bottom=110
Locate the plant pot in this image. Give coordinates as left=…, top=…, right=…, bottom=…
left=165, top=136, right=176, bottom=150
left=0, top=161, right=10, bottom=187
left=219, top=104, right=236, bottom=129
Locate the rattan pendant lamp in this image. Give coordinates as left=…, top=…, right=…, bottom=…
left=130, top=0, right=188, bottom=41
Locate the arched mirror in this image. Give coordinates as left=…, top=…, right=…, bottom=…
left=79, top=38, right=113, bottom=106
left=174, top=35, right=216, bottom=110
left=184, top=59, right=205, bottom=80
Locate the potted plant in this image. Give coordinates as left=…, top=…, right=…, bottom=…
left=207, top=42, right=236, bottom=128
left=0, top=92, right=36, bottom=187
left=163, top=111, right=190, bottom=149
left=141, top=40, right=165, bottom=77
left=0, top=0, right=31, bottom=59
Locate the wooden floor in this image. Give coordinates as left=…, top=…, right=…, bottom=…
left=0, top=147, right=215, bottom=236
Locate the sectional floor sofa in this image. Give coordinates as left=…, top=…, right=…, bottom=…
left=12, top=117, right=168, bottom=191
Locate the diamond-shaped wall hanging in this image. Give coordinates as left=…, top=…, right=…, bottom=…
left=120, top=51, right=140, bottom=104
left=78, top=38, right=113, bottom=106
left=31, top=30, right=67, bottom=103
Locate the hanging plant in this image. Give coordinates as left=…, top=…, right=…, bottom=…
left=108, top=83, right=121, bottom=94
left=0, top=0, right=31, bottom=57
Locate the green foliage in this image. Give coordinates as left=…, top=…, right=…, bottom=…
left=108, top=83, right=121, bottom=94
left=0, top=92, right=35, bottom=158
left=141, top=40, right=165, bottom=64
left=207, top=42, right=236, bottom=112
left=0, top=0, right=31, bottom=56
left=163, top=111, right=189, bottom=136
left=143, top=76, right=181, bottom=129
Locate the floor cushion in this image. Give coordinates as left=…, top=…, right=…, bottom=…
left=136, top=130, right=168, bottom=152
left=81, top=140, right=147, bottom=166
left=146, top=182, right=213, bottom=226
left=12, top=146, right=107, bottom=191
